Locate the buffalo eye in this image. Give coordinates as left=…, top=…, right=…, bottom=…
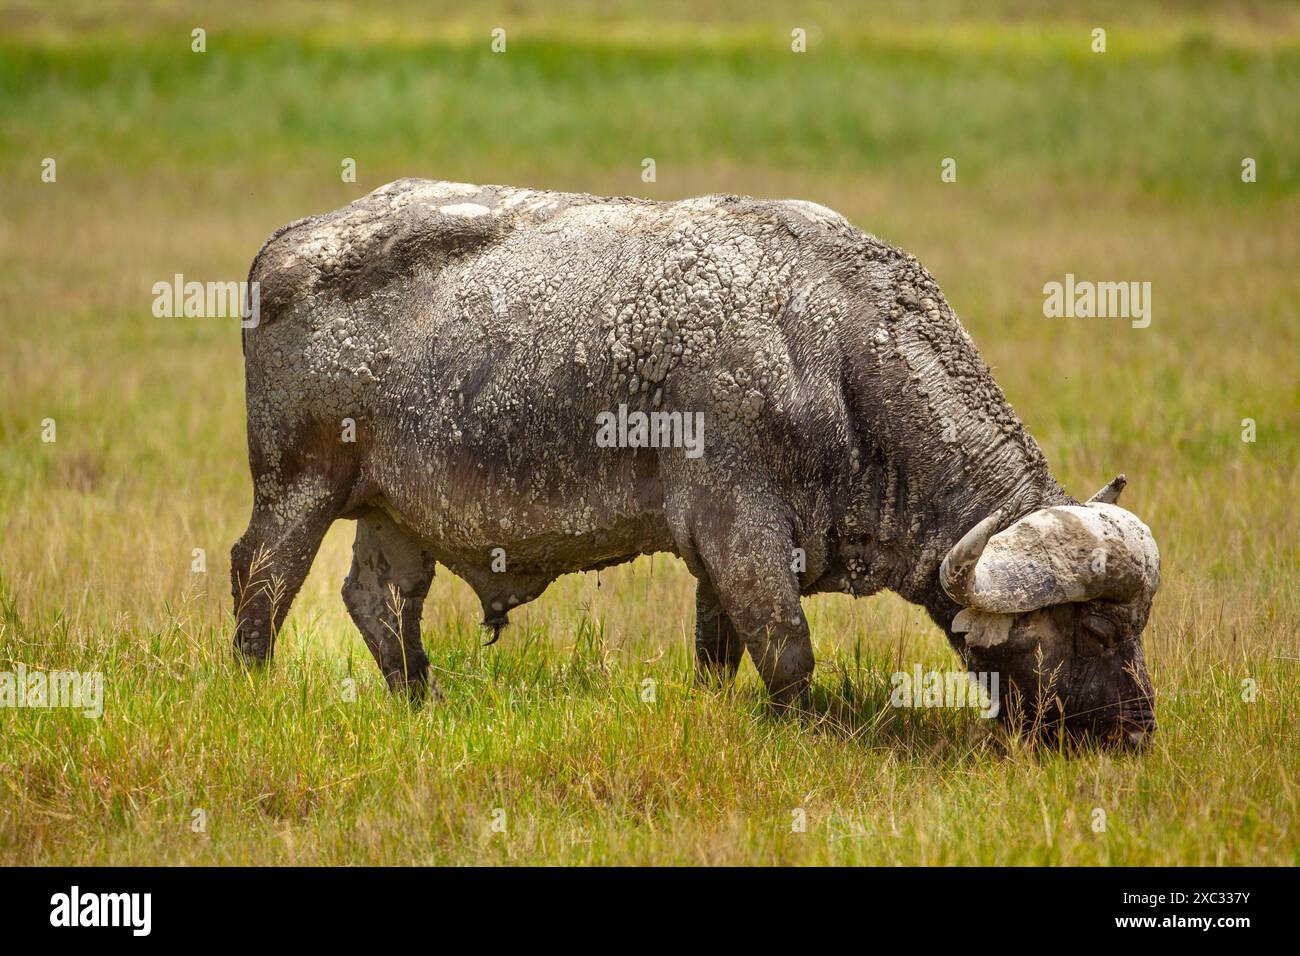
left=1081, top=612, right=1119, bottom=647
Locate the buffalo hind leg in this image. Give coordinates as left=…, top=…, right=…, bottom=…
left=341, top=509, right=438, bottom=701
left=693, top=502, right=814, bottom=710
left=695, top=579, right=745, bottom=685
left=231, top=477, right=343, bottom=665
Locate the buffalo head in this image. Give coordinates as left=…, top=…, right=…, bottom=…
left=940, top=475, right=1160, bottom=748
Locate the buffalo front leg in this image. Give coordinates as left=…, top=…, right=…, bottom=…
left=231, top=478, right=342, bottom=666
left=694, top=578, right=745, bottom=685
left=341, top=509, right=438, bottom=700
left=692, top=502, right=814, bottom=711
left=732, top=591, right=814, bottom=711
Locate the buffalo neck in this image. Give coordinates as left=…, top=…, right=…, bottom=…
left=829, top=257, right=1072, bottom=623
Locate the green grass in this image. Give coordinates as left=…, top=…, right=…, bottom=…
left=2, top=20, right=1297, bottom=199
left=3, top=596, right=1293, bottom=865
left=0, top=0, right=1297, bottom=865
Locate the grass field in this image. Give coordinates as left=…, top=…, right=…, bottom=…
left=0, top=1, right=1297, bottom=865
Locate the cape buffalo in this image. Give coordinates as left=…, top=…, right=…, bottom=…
left=231, top=179, right=1159, bottom=746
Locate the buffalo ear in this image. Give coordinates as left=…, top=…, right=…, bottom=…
left=1088, top=474, right=1127, bottom=505
left=951, top=609, right=976, bottom=633
left=952, top=608, right=1012, bottom=649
